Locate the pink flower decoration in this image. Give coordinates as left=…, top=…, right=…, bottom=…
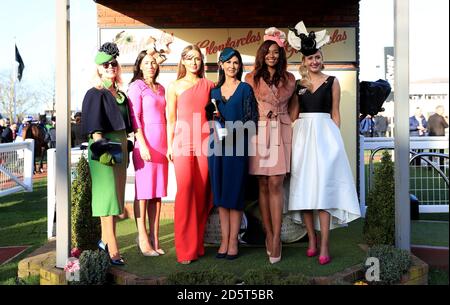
left=64, top=258, right=80, bottom=273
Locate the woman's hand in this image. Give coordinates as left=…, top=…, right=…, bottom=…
left=166, top=146, right=174, bottom=162
left=140, top=145, right=152, bottom=162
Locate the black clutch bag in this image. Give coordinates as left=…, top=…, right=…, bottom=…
left=90, top=138, right=123, bottom=164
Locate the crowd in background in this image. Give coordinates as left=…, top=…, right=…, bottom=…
left=359, top=104, right=449, bottom=138
left=0, top=112, right=87, bottom=147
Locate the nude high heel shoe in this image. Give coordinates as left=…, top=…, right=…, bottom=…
left=269, top=242, right=282, bottom=264
left=136, top=236, right=159, bottom=257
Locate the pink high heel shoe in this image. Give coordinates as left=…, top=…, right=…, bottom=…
left=319, top=255, right=331, bottom=265
left=306, top=248, right=319, bottom=257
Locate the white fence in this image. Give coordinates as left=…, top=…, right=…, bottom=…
left=359, top=136, right=449, bottom=216
left=0, top=140, right=34, bottom=197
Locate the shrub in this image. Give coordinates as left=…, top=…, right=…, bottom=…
left=79, top=250, right=110, bottom=285
left=241, top=267, right=311, bottom=285
left=363, top=150, right=395, bottom=246
left=280, top=273, right=311, bottom=285
left=167, top=266, right=237, bottom=285
left=241, top=267, right=284, bottom=285
left=365, top=244, right=411, bottom=285
left=71, top=155, right=101, bottom=251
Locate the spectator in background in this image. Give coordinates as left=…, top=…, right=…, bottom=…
left=0, top=118, right=5, bottom=137
left=427, top=105, right=449, bottom=167
left=409, top=107, right=427, bottom=136
left=48, top=116, right=56, bottom=148
left=359, top=114, right=374, bottom=137
left=428, top=105, right=449, bottom=137
left=409, top=107, right=428, bottom=165
left=1, top=123, right=17, bottom=143
left=374, top=112, right=388, bottom=137
left=71, top=112, right=87, bottom=148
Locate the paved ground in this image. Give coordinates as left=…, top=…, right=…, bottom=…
left=0, top=246, right=29, bottom=265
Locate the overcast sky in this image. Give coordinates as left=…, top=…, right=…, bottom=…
left=0, top=0, right=448, bottom=113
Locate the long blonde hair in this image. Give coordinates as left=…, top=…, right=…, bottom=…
left=299, top=49, right=325, bottom=92
left=176, top=45, right=205, bottom=80
left=92, top=62, right=123, bottom=90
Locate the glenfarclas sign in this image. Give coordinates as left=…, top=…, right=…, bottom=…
left=196, top=31, right=262, bottom=56
left=99, top=27, right=355, bottom=65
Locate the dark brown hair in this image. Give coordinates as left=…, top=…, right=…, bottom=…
left=253, top=40, right=288, bottom=88
left=129, top=50, right=160, bottom=84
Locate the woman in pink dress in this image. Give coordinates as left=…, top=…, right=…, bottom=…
left=128, top=50, right=168, bottom=256
left=166, top=45, right=215, bottom=264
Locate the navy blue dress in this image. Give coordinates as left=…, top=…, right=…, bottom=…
left=208, top=82, right=258, bottom=210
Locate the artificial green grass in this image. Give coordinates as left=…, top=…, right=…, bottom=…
left=116, top=218, right=367, bottom=279
left=411, top=220, right=449, bottom=247
left=428, top=268, right=449, bottom=285
left=0, top=179, right=48, bottom=284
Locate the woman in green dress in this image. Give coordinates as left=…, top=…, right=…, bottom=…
left=81, top=42, right=133, bottom=265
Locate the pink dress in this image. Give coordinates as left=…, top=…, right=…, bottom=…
left=128, top=79, right=168, bottom=200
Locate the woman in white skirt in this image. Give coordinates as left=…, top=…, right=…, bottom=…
left=286, top=21, right=361, bottom=265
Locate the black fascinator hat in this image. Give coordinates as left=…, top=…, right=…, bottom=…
left=287, top=21, right=330, bottom=56
left=95, top=42, right=120, bottom=65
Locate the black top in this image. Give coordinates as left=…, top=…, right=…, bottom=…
left=427, top=113, right=449, bottom=136
left=296, top=76, right=335, bottom=114
left=81, top=87, right=133, bottom=136
left=0, top=127, right=13, bottom=143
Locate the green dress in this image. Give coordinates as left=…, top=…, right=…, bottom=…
left=82, top=88, right=132, bottom=217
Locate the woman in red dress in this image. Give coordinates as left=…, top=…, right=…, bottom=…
left=166, top=45, right=215, bottom=264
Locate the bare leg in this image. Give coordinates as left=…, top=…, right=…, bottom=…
left=218, top=207, right=230, bottom=254
left=318, top=210, right=330, bottom=257
left=148, top=198, right=162, bottom=251
left=268, top=175, right=284, bottom=258
left=258, top=176, right=273, bottom=255
left=134, top=199, right=154, bottom=252
left=228, top=209, right=243, bottom=256
left=302, top=211, right=317, bottom=251
left=100, top=215, right=120, bottom=260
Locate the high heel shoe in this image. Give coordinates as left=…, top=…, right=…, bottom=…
left=149, top=235, right=165, bottom=255
left=216, top=252, right=227, bottom=259
left=319, top=255, right=331, bottom=265
left=98, top=240, right=125, bottom=265
left=269, top=243, right=282, bottom=264
left=97, top=240, right=107, bottom=252
left=306, top=248, right=319, bottom=257
left=136, top=237, right=159, bottom=257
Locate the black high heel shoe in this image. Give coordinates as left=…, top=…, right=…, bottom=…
left=97, top=240, right=125, bottom=266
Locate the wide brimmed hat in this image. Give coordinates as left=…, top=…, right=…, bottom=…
left=288, top=21, right=330, bottom=56
left=263, top=27, right=286, bottom=48
left=95, top=42, right=120, bottom=65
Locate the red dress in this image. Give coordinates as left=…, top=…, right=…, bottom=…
left=173, top=78, right=214, bottom=262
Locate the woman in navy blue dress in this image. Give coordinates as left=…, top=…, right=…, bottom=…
left=206, top=48, right=258, bottom=260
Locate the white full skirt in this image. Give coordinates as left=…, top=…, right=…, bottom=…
left=285, top=113, right=361, bottom=230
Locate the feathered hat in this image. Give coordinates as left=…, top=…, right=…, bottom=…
left=288, top=21, right=330, bottom=56
left=263, top=27, right=287, bottom=48
left=145, top=32, right=174, bottom=64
